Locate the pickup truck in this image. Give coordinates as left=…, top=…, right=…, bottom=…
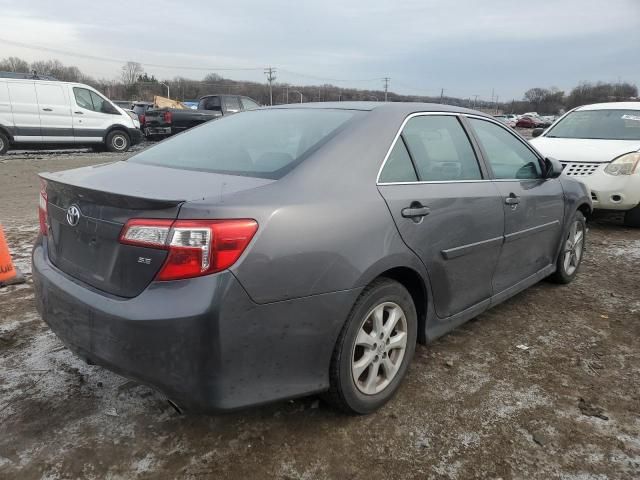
left=143, top=94, right=261, bottom=138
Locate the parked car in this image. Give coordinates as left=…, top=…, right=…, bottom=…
left=0, top=74, right=141, bottom=154
left=143, top=94, right=260, bottom=138
left=494, top=115, right=516, bottom=128
left=530, top=102, right=640, bottom=226
left=516, top=115, right=545, bottom=128
left=131, top=101, right=155, bottom=130
left=33, top=102, right=591, bottom=414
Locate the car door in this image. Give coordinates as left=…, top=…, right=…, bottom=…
left=466, top=116, right=564, bottom=294
left=70, top=86, right=112, bottom=142
left=7, top=80, right=42, bottom=141
left=35, top=82, right=73, bottom=142
left=377, top=114, right=505, bottom=319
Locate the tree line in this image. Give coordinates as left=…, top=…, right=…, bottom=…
left=0, top=56, right=636, bottom=114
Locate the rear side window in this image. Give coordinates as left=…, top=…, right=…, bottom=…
left=379, top=139, right=417, bottom=183
left=402, top=116, right=482, bottom=181
left=469, top=118, right=542, bottom=179
left=129, top=109, right=359, bottom=179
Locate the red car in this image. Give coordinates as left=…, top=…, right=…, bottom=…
left=516, top=116, right=542, bottom=128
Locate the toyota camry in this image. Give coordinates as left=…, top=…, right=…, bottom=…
left=33, top=102, right=591, bottom=414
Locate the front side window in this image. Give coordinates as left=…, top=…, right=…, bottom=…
left=73, top=87, right=94, bottom=110
left=129, top=109, right=360, bottom=179
left=469, top=118, right=542, bottom=179
left=402, top=115, right=482, bottom=181
left=223, top=96, right=241, bottom=113
left=241, top=97, right=260, bottom=110
left=545, top=109, right=640, bottom=140
left=73, top=87, right=116, bottom=114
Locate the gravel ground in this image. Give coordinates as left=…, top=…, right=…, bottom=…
left=0, top=134, right=639, bottom=479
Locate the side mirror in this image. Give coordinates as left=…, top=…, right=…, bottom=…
left=545, top=157, right=563, bottom=179
left=532, top=128, right=544, bottom=138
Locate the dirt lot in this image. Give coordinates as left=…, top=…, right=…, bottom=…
left=1, top=139, right=639, bottom=479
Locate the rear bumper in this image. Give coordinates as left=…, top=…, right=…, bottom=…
left=144, top=126, right=172, bottom=136
left=32, top=240, right=360, bottom=411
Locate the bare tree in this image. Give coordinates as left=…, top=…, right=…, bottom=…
left=121, top=61, right=143, bottom=85
left=0, top=56, right=29, bottom=73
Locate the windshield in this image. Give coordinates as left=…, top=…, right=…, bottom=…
left=546, top=109, right=640, bottom=140
left=128, top=108, right=360, bottom=179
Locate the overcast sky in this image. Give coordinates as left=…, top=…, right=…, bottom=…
left=1, top=0, right=639, bottom=100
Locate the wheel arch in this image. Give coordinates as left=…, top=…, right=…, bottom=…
left=376, top=266, right=428, bottom=344
left=103, top=124, right=131, bottom=143
left=577, top=202, right=592, bottom=221
left=0, top=124, right=13, bottom=142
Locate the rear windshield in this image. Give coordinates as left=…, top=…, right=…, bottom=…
left=546, top=109, right=640, bottom=140
left=129, top=109, right=360, bottom=179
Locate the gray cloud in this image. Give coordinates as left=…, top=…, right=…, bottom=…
left=1, top=0, right=638, bottom=99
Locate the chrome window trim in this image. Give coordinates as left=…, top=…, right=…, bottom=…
left=375, top=111, right=483, bottom=186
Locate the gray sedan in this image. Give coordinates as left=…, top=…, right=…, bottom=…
left=32, top=102, right=591, bottom=414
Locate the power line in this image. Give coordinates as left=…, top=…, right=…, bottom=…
left=0, top=37, right=265, bottom=72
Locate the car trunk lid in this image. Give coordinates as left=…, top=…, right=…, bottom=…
left=40, top=161, right=273, bottom=297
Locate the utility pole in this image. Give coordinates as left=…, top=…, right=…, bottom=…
left=264, top=66, right=276, bottom=106
left=284, top=84, right=289, bottom=104
left=382, top=77, right=390, bottom=102
left=494, top=95, right=499, bottom=114
left=439, top=88, right=444, bottom=104
left=473, top=94, right=479, bottom=108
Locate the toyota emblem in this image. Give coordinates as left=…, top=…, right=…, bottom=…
left=66, top=205, right=81, bottom=227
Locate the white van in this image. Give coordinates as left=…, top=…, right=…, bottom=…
left=0, top=74, right=141, bottom=155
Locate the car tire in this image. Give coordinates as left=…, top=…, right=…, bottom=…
left=623, top=204, right=640, bottom=228
left=324, top=278, right=417, bottom=414
left=0, top=131, right=9, bottom=155
left=105, top=130, right=130, bottom=153
left=549, top=211, right=587, bottom=284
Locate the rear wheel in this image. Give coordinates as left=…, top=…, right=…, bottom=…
left=324, top=278, right=417, bottom=414
left=0, top=132, right=9, bottom=155
left=549, top=211, right=586, bottom=284
left=624, top=204, right=640, bottom=228
left=105, top=130, right=130, bottom=153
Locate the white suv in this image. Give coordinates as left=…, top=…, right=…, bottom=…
left=530, top=102, right=640, bottom=227
left=0, top=74, right=141, bottom=154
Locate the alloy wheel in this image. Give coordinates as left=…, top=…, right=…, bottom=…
left=563, top=220, right=585, bottom=276
left=351, top=302, right=408, bottom=395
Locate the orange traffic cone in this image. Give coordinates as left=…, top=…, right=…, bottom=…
left=0, top=224, right=25, bottom=287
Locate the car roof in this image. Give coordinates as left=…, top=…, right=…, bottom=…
left=576, top=102, right=640, bottom=111
left=270, top=101, right=489, bottom=117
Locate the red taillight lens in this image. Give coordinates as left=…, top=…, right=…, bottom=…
left=119, top=219, right=258, bottom=281
left=163, top=111, right=172, bottom=123
left=139, top=114, right=145, bottom=125
left=38, top=179, right=48, bottom=236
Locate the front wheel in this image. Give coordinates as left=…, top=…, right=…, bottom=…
left=324, top=278, right=417, bottom=414
left=105, top=130, right=130, bottom=153
left=549, top=211, right=586, bottom=284
left=0, top=132, right=9, bottom=155
left=624, top=204, right=640, bottom=228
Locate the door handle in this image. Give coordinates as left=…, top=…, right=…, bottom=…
left=401, top=204, right=431, bottom=219
left=42, top=108, right=53, bottom=112
left=74, top=111, right=83, bottom=114
left=504, top=193, right=520, bottom=206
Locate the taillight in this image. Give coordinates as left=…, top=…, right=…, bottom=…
left=139, top=114, right=145, bottom=125
left=163, top=111, right=172, bottom=124
left=38, top=179, right=48, bottom=236
left=119, top=219, right=258, bottom=281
